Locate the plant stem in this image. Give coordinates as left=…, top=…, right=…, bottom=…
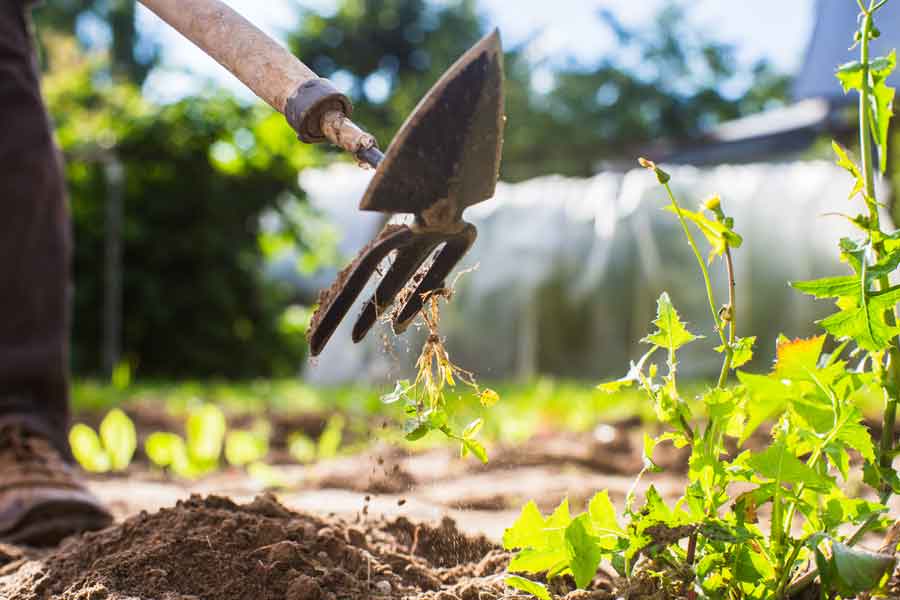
left=662, top=183, right=726, bottom=346
left=716, top=246, right=737, bottom=388
left=858, top=0, right=900, bottom=508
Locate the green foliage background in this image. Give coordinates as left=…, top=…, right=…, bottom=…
left=29, top=0, right=791, bottom=378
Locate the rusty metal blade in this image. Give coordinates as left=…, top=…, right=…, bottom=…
left=358, top=29, right=505, bottom=217
left=351, top=235, right=443, bottom=343
left=307, top=224, right=414, bottom=357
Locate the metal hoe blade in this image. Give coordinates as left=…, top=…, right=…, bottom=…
left=307, top=30, right=504, bottom=357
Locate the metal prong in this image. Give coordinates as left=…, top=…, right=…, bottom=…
left=307, top=225, right=414, bottom=356
left=351, top=236, right=442, bottom=343
left=393, top=224, right=477, bottom=333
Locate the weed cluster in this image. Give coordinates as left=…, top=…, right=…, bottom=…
left=381, top=288, right=499, bottom=463
left=502, top=3, right=900, bottom=598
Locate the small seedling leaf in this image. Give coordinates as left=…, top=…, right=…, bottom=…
left=287, top=433, right=317, bottom=463
left=317, top=414, right=344, bottom=459
left=503, top=500, right=547, bottom=550
left=69, top=424, right=111, bottom=473
left=505, top=575, right=551, bottom=600
left=588, top=490, right=623, bottom=542
left=145, top=432, right=186, bottom=469
left=565, top=514, right=604, bottom=588
left=246, top=461, right=289, bottom=489
left=598, top=347, right=658, bottom=393
left=643, top=292, right=701, bottom=353
left=722, top=336, right=755, bottom=369
left=186, top=404, right=226, bottom=463
left=99, top=408, right=136, bottom=471
left=224, top=430, right=269, bottom=467
left=462, top=439, right=488, bottom=464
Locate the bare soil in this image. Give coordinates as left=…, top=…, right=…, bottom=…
left=0, top=494, right=511, bottom=600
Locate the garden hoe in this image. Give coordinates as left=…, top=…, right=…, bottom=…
left=138, top=0, right=505, bottom=357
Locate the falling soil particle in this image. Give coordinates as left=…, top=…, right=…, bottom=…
left=0, top=494, right=509, bottom=600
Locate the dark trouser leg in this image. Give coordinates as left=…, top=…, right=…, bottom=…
left=0, top=1, right=72, bottom=456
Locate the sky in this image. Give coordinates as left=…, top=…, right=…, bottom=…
left=135, top=0, right=816, bottom=104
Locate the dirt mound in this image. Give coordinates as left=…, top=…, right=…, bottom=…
left=0, top=494, right=509, bottom=600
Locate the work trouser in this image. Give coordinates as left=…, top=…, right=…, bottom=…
left=0, top=0, right=72, bottom=457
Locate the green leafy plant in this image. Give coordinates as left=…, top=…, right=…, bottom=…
left=69, top=408, right=137, bottom=473
left=503, top=4, right=899, bottom=597
left=145, top=403, right=271, bottom=480
left=381, top=289, right=499, bottom=463
left=287, top=413, right=345, bottom=463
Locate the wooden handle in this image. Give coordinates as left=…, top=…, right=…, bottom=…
left=140, top=0, right=312, bottom=112
left=138, top=0, right=378, bottom=157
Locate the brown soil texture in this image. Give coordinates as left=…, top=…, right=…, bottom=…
left=0, top=494, right=511, bottom=600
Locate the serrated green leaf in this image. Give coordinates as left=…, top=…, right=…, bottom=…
left=792, top=275, right=860, bottom=299
left=663, top=204, right=742, bottom=263
left=748, top=440, right=830, bottom=491
left=588, top=491, right=623, bottom=540
left=834, top=405, right=876, bottom=462
left=736, top=371, right=791, bottom=443
left=98, top=408, right=136, bottom=471
left=774, top=335, right=826, bottom=379
left=69, top=423, right=111, bottom=473
left=503, top=501, right=547, bottom=550
left=597, top=347, right=657, bottom=393
left=508, top=548, right=568, bottom=575
left=642, top=292, right=701, bottom=352
left=870, top=50, right=896, bottom=173
left=506, top=575, right=551, bottom=600
left=836, top=60, right=864, bottom=92
left=642, top=432, right=662, bottom=472
left=830, top=141, right=865, bottom=199
left=831, top=541, right=895, bottom=595
left=820, top=285, right=900, bottom=352
left=714, top=336, right=756, bottom=369
left=565, top=514, right=604, bottom=588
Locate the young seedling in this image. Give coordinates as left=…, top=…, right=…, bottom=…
left=381, top=285, right=499, bottom=463
left=69, top=408, right=137, bottom=473
left=287, top=413, right=345, bottom=463
left=146, top=403, right=273, bottom=482
left=503, top=4, right=900, bottom=594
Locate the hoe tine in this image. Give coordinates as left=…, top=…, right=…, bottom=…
left=308, top=225, right=414, bottom=356
left=351, top=236, right=444, bottom=343
left=393, top=224, right=477, bottom=333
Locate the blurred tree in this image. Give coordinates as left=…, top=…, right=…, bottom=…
left=32, top=0, right=157, bottom=83
left=502, top=5, right=792, bottom=179
left=43, top=36, right=322, bottom=377
left=287, top=0, right=484, bottom=149
left=287, top=0, right=790, bottom=181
